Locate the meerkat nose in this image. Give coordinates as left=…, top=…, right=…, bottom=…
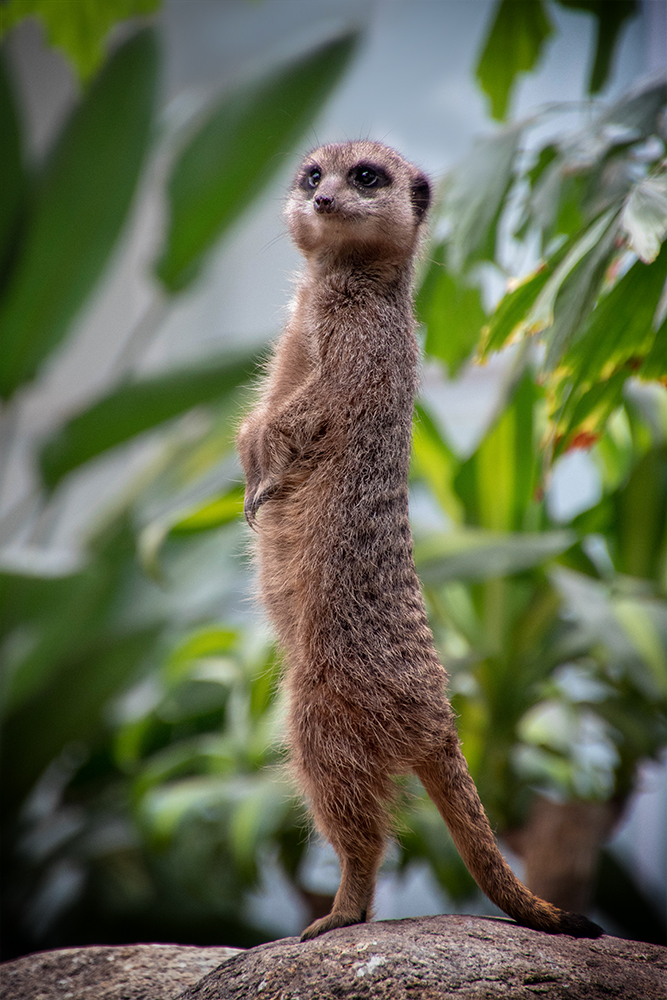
left=314, top=194, right=335, bottom=214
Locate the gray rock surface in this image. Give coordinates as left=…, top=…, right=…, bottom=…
left=0, top=942, right=241, bottom=1000
left=178, top=915, right=666, bottom=1000
left=1, top=917, right=665, bottom=1000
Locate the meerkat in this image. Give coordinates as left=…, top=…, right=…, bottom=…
left=237, top=140, right=602, bottom=942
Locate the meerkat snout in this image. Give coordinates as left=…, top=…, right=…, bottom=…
left=314, top=193, right=335, bottom=214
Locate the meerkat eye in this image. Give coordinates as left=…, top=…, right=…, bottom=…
left=349, top=163, right=391, bottom=191
left=357, top=168, right=378, bottom=187
left=298, top=166, right=321, bottom=193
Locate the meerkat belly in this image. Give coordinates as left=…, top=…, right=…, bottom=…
left=258, top=431, right=449, bottom=740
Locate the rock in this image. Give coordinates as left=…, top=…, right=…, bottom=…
left=1, top=917, right=665, bottom=1000
left=0, top=942, right=241, bottom=1000
left=177, top=915, right=666, bottom=1000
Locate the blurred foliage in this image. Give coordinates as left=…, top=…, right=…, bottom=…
left=476, top=0, right=639, bottom=120
left=0, top=28, right=159, bottom=397
left=426, top=75, right=667, bottom=457
left=0, top=18, right=360, bottom=956
left=156, top=35, right=359, bottom=292
left=0, top=0, right=160, bottom=81
left=1, top=0, right=666, bottom=961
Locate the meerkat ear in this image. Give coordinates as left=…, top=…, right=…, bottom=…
left=410, top=174, right=431, bottom=221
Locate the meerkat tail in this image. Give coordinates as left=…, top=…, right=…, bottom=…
left=415, top=748, right=603, bottom=939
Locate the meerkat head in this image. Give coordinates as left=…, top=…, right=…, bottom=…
left=286, top=140, right=430, bottom=263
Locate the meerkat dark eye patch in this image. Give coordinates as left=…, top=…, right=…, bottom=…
left=410, top=174, right=430, bottom=220
left=299, top=165, right=322, bottom=193
left=349, top=162, right=391, bottom=191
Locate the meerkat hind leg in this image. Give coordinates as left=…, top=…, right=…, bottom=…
left=300, top=844, right=383, bottom=940
left=300, top=779, right=387, bottom=941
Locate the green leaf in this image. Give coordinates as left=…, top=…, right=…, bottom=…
left=555, top=370, right=627, bottom=456
left=527, top=144, right=559, bottom=189
left=1, top=624, right=160, bottom=807
left=556, top=1, right=638, bottom=95
left=475, top=0, right=554, bottom=121
left=524, top=207, right=617, bottom=339
left=0, top=50, right=26, bottom=282
left=621, top=174, right=667, bottom=264
left=642, top=313, right=667, bottom=380
left=454, top=373, right=542, bottom=532
left=439, top=122, right=524, bottom=273
left=614, top=597, right=667, bottom=699
left=138, top=485, right=244, bottom=581
left=0, top=0, right=160, bottom=81
left=479, top=262, right=554, bottom=357
left=554, top=248, right=667, bottom=447
left=544, top=217, right=621, bottom=372
left=411, top=405, right=464, bottom=524
left=138, top=776, right=235, bottom=846
left=614, top=444, right=667, bottom=584
left=39, top=351, right=259, bottom=490
left=170, top=487, right=244, bottom=535
left=156, top=31, right=359, bottom=292
left=229, top=777, right=292, bottom=876
left=417, top=244, right=486, bottom=375
left=0, top=28, right=158, bottom=398
left=0, top=518, right=140, bottom=716
left=415, top=528, right=575, bottom=585
left=167, top=626, right=239, bottom=679
left=601, top=78, right=667, bottom=139
left=563, top=248, right=667, bottom=387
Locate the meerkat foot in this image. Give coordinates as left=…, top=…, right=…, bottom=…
left=300, top=909, right=367, bottom=941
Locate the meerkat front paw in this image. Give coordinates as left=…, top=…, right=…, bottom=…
left=244, top=480, right=279, bottom=527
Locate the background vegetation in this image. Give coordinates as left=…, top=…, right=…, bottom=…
left=0, top=0, right=665, bottom=958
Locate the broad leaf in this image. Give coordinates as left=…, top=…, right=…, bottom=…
left=621, top=174, right=667, bottom=264
left=441, top=122, right=523, bottom=273
left=614, top=598, right=667, bottom=700
left=138, top=484, right=244, bottom=580
left=39, top=350, right=260, bottom=490
left=642, top=314, right=667, bottom=380
left=415, top=528, right=575, bottom=584
left=556, top=1, right=638, bottom=94
left=552, top=566, right=667, bottom=703
left=0, top=29, right=158, bottom=398
left=542, top=211, right=620, bottom=370
left=0, top=50, right=25, bottom=281
left=562, top=247, right=667, bottom=388
left=1, top=626, right=159, bottom=807
left=454, top=373, right=543, bottom=532
left=479, top=261, right=555, bottom=357
left=170, top=487, right=244, bottom=535
left=0, top=0, right=160, bottom=80
left=475, top=0, right=554, bottom=121
left=614, top=444, right=667, bottom=584
left=417, top=244, right=486, bottom=374
left=555, top=370, right=627, bottom=456
left=554, top=247, right=667, bottom=447
left=411, top=404, right=464, bottom=524
left=0, top=519, right=141, bottom=715
left=601, top=78, right=667, bottom=140
left=156, top=32, right=359, bottom=292
left=524, top=207, right=617, bottom=338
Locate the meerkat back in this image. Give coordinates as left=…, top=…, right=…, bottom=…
left=237, top=140, right=602, bottom=942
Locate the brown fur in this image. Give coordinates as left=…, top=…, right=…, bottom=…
left=237, top=141, right=602, bottom=941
